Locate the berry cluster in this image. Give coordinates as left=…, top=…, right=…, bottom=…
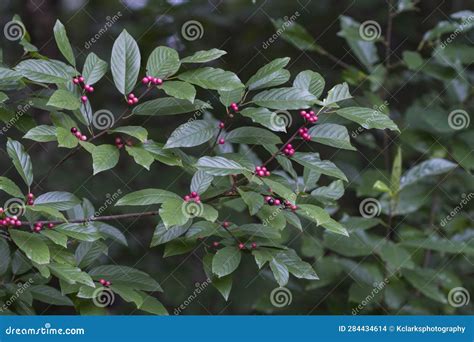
left=114, top=137, right=132, bottom=149
left=0, top=212, right=22, bottom=227
left=283, top=143, right=296, bottom=157
left=298, top=127, right=311, bottom=141
left=255, top=166, right=271, bottom=177
left=218, top=122, right=226, bottom=144
left=72, top=75, right=94, bottom=103
left=26, top=192, right=35, bottom=206
left=229, top=102, right=239, bottom=113
left=238, top=242, right=258, bottom=250
left=184, top=191, right=201, bottom=204
left=127, top=93, right=139, bottom=105
left=70, top=127, right=87, bottom=141
left=299, top=110, right=318, bottom=123
left=33, top=222, right=54, bottom=232
left=141, top=75, right=163, bottom=86
left=99, top=278, right=112, bottom=287
left=264, top=196, right=298, bottom=211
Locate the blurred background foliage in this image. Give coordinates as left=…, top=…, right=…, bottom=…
left=0, top=0, right=473, bottom=315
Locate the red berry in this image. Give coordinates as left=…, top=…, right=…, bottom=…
left=212, top=242, right=219, bottom=247
left=128, top=93, right=135, bottom=99
left=133, top=97, right=139, bottom=104
left=78, top=76, right=85, bottom=83
left=81, top=96, right=88, bottom=103
left=218, top=138, right=225, bottom=145
left=142, top=77, right=149, bottom=85
left=184, top=195, right=190, bottom=201
left=222, top=221, right=230, bottom=228
left=27, top=193, right=34, bottom=199
left=70, top=127, right=78, bottom=134
left=274, top=199, right=281, bottom=206
left=238, top=243, right=245, bottom=250
left=251, top=242, right=257, bottom=249
left=127, top=99, right=134, bottom=105
left=99, top=279, right=106, bottom=285
left=15, top=220, right=21, bottom=227
left=48, top=223, right=54, bottom=229
left=219, top=122, right=225, bottom=129
left=105, top=281, right=111, bottom=287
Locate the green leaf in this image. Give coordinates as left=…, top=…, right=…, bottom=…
left=93, top=222, right=128, bottom=247
left=292, top=152, right=347, bottom=181
left=23, top=125, right=57, bottom=142
left=111, top=30, right=140, bottom=95
left=239, top=107, right=288, bottom=132
left=163, top=239, right=196, bottom=257
left=297, top=204, right=348, bottom=236
left=311, top=180, right=344, bottom=203
left=89, top=265, right=163, bottom=291
left=262, top=178, right=296, bottom=203
left=15, top=59, right=71, bottom=83
left=47, top=89, right=80, bottom=110
left=308, top=123, right=355, bottom=150
left=212, top=246, right=242, bottom=278
left=55, top=223, right=102, bottom=242
left=246, top=58, right=290, bottom=90
left=110, top=126, right=148, bottom=142
left=27, top=205, right=67, bottom=221
left=322, top=82, right=352, bottom=107
left=0, top=239, right=10, bottom=275
left=160, top=81, right=196, bottom=103
left=7, top=139, right=33, bottom=187
left=56, top=127, right=78, bottom=148
left=0, top=176, right=23, bottom=198
left=177, top=67, right=244, bottom=91
left=400, top=237, right=474, bottom=255
left=10, top=230, right=50, bottom=265
left=159, top=198, right=188, bottom=228
left=164, top=120, right=214, bottom=148
left=235, top=224, right=281, bottom=240
left=82, top=53, right=108, bottom=85
left=335, top=107, right=399, bottom=131
left=181, top=49, right=227, bottom=63
left=218, top=88, right=244, bottom=107
left=125, top=146, right=154, bottom=170
left=40, top=229, right=68, bottom=248
left=274, top=249, right=318, bottom=280
left=252, top=87, right=317, bottom=110
left=150, top=221, right=190, bottom=247
left=293, top=70, right=325, bottom=99
left=391, top=147, right=402, bottom=195
left=191, top=170, right=214, bottom=194
left=137, top=291, right=168, bottom=315
left=403, top=268, right=447, bottom=304
left=30, top=285, right=74, bottom=306
left=271, top=18, right=323, bottom=52
left=48, top=263, right=95, bottom=287
left=92, top=144, right=120, bottom=175
left=132, top=98, right=211, bottom=116
left=195, top=156, right=247, bottom=176
left=141, top=141, right=182, bottom=166
left=116, top=189, right=180, bottom=206
left=34, top=191, right=80, bottom=210
left=53, top=20, right=75, bottom=67
left=146, top=46, right=180, bottom=79
left=403, top=51, right=424, bottom=70
left=226, top=127, right=282, bottom=145
left=237, top=189, right=264, bottom=215
left=111, top=285, right=144, bottom=308
left=270, top=258, right=289, bottom=286
left=376, top=241, right=415, bottom=272
left=400, top=158, right=457, bottom=189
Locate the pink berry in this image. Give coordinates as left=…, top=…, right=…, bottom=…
left=48, top=223, right=54, bottom=229
left=0, top=208, right=3, bottom=214
left=238, top=243, right=245, bottom=250
left=274, top=199, right=281, bottom=206
left=81, top=135, right=87, bottom=141
left=128, top=93, right=135, bottom=99
left=75, top=131, right=82, bottom=138
left=73, top=78, right=80, bottom=84
left=218, top=138, right=225, bottom=145
left=15, top=220, right=21, bottom=227
left=127, top=99, right=134, bottom=105
left=184, top=195, right=190, bottom=201
left=78, top=76, right=84, bottom=83
left=81, top=96, right=88, bottom=103
left=219, top=122, right=225, bottom=129
left=133, top=97, right=139, bottom=104
left=264, top=196, right=272, bottom=202
left=142, top=77, right=149, bottom=84
left=99, top=279, right=106, bottom=285
left=105, top=281, right=111, bottom=287
left=265, top=171, right=270, bottom=176
left=251, top=242, right=257, bottom=249
left=154, top=78, right=163, bottom=85
left=212, top=241, right=220, bottom=247
left=222, top=221, right=230, bottom=228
